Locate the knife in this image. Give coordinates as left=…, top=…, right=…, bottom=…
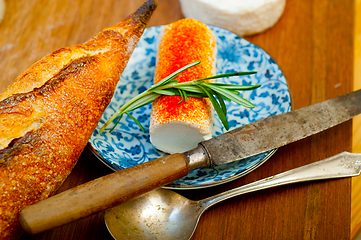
left=20, top=89, right=361, bottom=234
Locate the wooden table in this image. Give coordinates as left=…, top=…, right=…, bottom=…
left=0, top=0, right=354, bottom=239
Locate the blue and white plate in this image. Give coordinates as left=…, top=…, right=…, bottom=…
left=88, top=25, right=292, bottom=189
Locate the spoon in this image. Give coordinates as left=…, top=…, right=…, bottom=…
left=104, top=151, right=361, bottom=240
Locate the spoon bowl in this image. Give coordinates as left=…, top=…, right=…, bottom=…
left=105, top=188, right=201, bottom=240
left=105, top=152, right=361, bottom=240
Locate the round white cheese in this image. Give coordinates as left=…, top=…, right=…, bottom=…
left=179, top=0, right=286, bottom=36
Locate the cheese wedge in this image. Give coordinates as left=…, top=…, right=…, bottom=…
left=179, top=0, right=286, bottom=36
left=149, top=19, right=216, bottom=154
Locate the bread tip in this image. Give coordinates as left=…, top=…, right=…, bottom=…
left=132, top=0, right=158, bottom=23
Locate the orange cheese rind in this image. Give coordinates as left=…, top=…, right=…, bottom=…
left=149, top=19, right=216, bottom=153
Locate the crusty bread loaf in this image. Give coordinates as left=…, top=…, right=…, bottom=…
left=149, top=19, right=216, bottom=154
left=0, top=0, right=157, bottom=239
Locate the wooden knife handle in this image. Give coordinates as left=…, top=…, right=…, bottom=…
left=19, top=153, right=190, bottom=235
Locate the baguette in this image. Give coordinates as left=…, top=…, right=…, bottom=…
left=0, top=0, right=157, bottom=239
left=149, top=19, right=216, bottom=153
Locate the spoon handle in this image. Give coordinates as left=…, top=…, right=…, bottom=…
left=199, top=151, right=361, bottom=209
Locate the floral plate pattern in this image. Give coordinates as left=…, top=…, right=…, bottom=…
left=88, top=25, right=292, bottom=189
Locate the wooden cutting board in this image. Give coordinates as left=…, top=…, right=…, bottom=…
left=0, top=0, right=355, bottom=239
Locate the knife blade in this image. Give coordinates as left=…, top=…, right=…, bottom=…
left=203, top=89, right=361, bottom=165
left=20, top=89, right=361, bottom=235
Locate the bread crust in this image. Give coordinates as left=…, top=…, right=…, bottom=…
left=0, top=1, right=157, bottom=239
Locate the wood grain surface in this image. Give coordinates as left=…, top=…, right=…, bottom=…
left=0, top=0, right=355, bottom=239
left=351, top=0, right=361, bottom=239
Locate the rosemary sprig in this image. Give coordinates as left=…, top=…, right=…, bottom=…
left=99, top=61, right=260, bottom=133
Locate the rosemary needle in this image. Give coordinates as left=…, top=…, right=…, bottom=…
left=99, top=61, right=260, bottom=133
